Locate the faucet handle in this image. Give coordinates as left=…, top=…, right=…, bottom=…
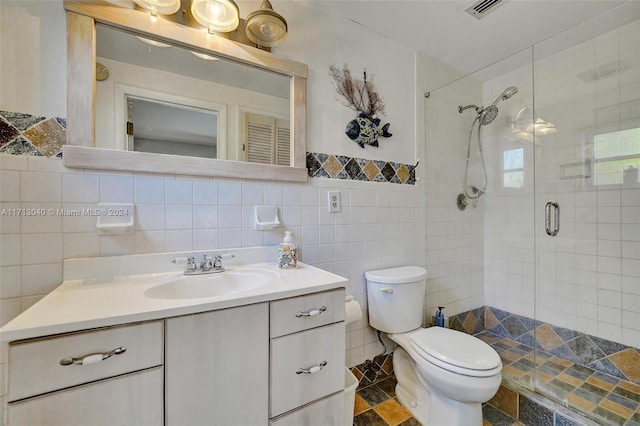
left=186, top=256, right=197, bottom=271
left=172, top=256, right=197, bottom=273
left=212, top=253, right=234, bottom=269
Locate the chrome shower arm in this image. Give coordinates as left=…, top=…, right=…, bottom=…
left=458, top=104, right=480, bottom=114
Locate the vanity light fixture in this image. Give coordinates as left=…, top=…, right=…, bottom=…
left=96, top=62, right=110, bottom=81
left=133, top=0, right=180, bottom=17
left=191, top=0, right=240, bottom=33
left=245, top=0, right=288, bottom=47
left=129, top=0, right=288, bottom=51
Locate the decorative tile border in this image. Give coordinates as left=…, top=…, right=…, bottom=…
left=0, top=110, right=66, bottom=157
left=450, top=306, right=640, bottom=385
left=306, top=152, right=417, bottom=185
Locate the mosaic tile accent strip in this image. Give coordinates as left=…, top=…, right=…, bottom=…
left=450, top=306, right=640, bottom=385
left=306, top=152, right=417, bottom=185
left=0, top=110, right=66, bottom=157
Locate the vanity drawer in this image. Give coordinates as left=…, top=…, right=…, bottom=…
left=269, top=392, right=344, bottom=426
left=8, top=320, right=163, bottom=402
left=270, top=322, right=345, bottom=417
left=270, top=288, right=345, bottom=337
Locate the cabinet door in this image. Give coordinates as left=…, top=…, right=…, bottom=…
left=166, top=302, right=269, bottom=425
left=7, top=367, right=163, bottom=426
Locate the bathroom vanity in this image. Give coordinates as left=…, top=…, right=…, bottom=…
left=0, top=248, right=347, bottom=425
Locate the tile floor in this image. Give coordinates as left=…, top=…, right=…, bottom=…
left=478, top=331, right=640, bottom=426
left=351, top=330, right=640, bottom=426
left=351, top=354, right=520, bottom=426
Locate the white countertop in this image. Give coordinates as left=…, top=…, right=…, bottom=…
left=0, top=253, right=348, bottom=342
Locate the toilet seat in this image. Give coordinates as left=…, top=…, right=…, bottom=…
left=408, top=328, right=502, bottom=377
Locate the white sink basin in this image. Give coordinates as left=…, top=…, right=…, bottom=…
left=144, top=269, right=277, bottom=300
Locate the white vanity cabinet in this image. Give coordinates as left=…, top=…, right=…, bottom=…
left=165, top=302, right=270, bottom=425
left=6, top=321, right=164, bottom=426
left=1, top=259, right=347, bottom=426
left=269, top=289, right=346, bottom=424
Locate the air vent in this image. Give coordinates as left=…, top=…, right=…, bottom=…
left=465, top=0, right=505, bottom=19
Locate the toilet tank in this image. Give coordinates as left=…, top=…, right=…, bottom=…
left=365, top=266, right=428, bottom=334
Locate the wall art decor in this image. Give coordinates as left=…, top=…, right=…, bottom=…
left=329, top=64, right=392, bottom=148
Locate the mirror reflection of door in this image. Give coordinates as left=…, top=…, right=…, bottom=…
left=245, top=112, right=290, bottom=166
left=126, top=96, right=218, bottom=159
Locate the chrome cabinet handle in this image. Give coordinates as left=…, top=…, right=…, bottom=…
left=295, top=306, right=327, bottom=317
left=296, top=361, right=327, bottom=374
left=545, top=201, right=560, bottom=236
left=60, top=346, right=126, bottom=366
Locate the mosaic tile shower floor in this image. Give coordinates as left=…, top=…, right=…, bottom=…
left=478, top=331, right=640, bottom=426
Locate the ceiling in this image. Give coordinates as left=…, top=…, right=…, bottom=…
left=304, top=0, right=630, bottom=75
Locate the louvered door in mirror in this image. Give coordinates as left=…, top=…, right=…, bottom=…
left=245, top=112, right=291, bottom=166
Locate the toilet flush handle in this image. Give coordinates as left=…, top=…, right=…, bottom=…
left=380, top=288, right=394, bottom=294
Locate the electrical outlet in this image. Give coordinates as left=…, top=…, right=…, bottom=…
left=328, top=191, right=341, bottom=213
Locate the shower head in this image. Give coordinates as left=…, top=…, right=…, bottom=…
left=458, top=86, right=518, bottom=125
left=479, top=105, right=499, bottom=125
left=490, top=86, right=518, bottom=106
left=477, top=86, right=519, bottom=125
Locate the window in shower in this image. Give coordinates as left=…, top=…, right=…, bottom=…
left=593, top=127, right=640, bottom=185
left=503, top=147, right=524, bottom=188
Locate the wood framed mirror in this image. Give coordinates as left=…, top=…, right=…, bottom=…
left=63, top=1, right=308, bottom=182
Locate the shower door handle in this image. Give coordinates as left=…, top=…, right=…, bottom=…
left=545, top=201, right=560, bottom=236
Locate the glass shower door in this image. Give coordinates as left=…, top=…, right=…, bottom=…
left=532, top=8, right=640, bottom=423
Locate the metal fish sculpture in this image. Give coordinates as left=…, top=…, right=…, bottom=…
left=345, top=113, right=392, bottom=148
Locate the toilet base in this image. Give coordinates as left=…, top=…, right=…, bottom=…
left=393, top=347, right=483, bottom=426
left=393, top=347, right=430, bottom=426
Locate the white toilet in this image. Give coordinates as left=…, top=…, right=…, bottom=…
left=365, top=266, right=502, bottom=426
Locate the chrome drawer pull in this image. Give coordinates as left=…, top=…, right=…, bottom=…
left=295, top=306, right=327, bottom=317
left=296, top=361, right=327, bottom=375
left=60, top=346, right=126, bottom=366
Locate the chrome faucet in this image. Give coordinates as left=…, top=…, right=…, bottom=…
left=172, top=253, right=235, bottom=275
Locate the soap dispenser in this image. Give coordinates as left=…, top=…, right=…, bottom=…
left=278, top=231, right=297, bottom=269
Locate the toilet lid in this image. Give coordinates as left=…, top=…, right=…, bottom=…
left=409, top=328, right=502, bottom=377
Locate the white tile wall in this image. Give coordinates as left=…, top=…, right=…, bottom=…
left=422, top=59, right=486, bottom=320
left=0, top=153, right=425, bottom=368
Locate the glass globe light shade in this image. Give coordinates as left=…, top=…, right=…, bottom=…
left=191, top=0, right=240, bottom=33
left=245, top=0, right=288, bottom=47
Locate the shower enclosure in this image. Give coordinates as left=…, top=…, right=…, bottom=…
left=423, top=3, right=640, bottom=424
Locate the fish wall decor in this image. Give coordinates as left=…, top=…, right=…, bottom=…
left=329, top=64, right=392, bottom=148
